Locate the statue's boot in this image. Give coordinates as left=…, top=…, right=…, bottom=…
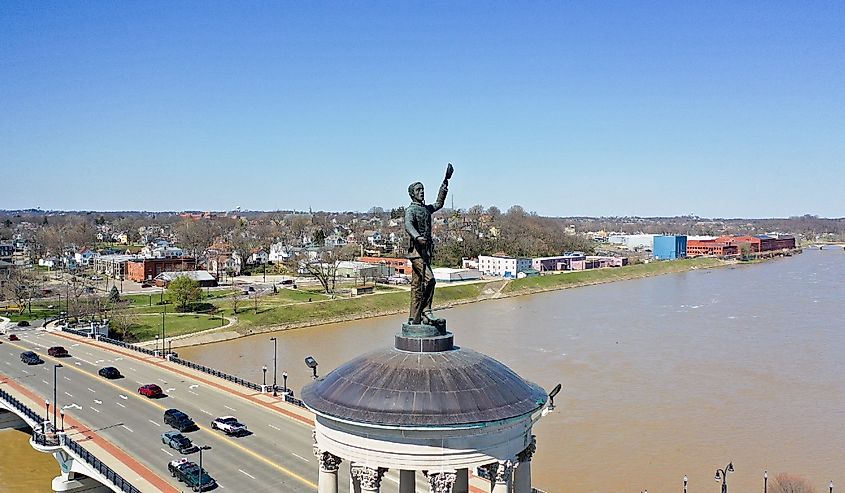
left=422, top=310, right=445, bottom=325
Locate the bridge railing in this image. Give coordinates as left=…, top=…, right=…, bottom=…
left=0, top=387, right=43, bottom=425
left=61, top=434, right=142, bottom=493
left=96, top=336, right=157, bottom=357
left=168, top=356, right=263, bottom=392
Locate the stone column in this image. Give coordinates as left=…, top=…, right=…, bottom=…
left=315, top=451, right=342, bottom=493
left=513, top=436, right=537, bottom=493
left=478, top=461, right=513, bottom=493
left=399, top=470, right=417, bottom=493
left=351, top=464, right=387, bottom=493
left=454, top=469, right=469, bottom=493
left=424, top=470, right=457, bottom=493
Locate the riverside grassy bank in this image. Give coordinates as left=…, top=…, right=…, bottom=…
left=160, top=256, right=731, bottom=347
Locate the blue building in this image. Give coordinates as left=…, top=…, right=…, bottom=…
left=653, top=235, right=687, bottom=260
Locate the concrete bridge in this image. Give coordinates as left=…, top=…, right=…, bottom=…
left=0, top=325, right=495, bottom=493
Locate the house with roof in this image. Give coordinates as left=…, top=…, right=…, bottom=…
left=74, top=248, right=98, bottom=266
left=248, top=247, right=269, bottom=265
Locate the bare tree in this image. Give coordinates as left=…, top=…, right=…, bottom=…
left=2, top=267, right=39, bottom=315
left=770, top=473, right=816, bottom=493
left=107, top=301, right=140, bottom=342
left=231, top=291, right=244, bottom=315
left=305, top=248, right=342, bottom=296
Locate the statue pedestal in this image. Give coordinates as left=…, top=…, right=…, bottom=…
left=396, top=322, right=453, bottom=352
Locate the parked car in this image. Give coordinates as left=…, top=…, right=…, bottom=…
left=168, top=458, right=216, bottom=491
left=211, top=416, right=247, bottom=436
left=47, top=346, right=69, bottom=357
left=138, top=384, right=163, bottom=398
left=8, top=334, right=19, bottom=341
left=98, top=367, right=121, bottom=379
left=161, top=431, right=198, bottom=454
left=164, top=409, right=196, bottom=432
left=20, top=351, right=43, bottom=365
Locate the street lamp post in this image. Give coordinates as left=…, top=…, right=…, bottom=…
left=53, top=364, right=62, bottom=429
left=282, top=371, right=288, bottom=395
left=270, top=337, right=278, bottom=396
left=155, top=335, right=159, bottom=357
left=161, top=304, right=166, bottom=357
left=262, top=366, right=267, bottom=388
left=714, top=462, right=734, bottom=493
left=198, top=445, right=211, bottom=491
left=830, top=481, right=834, bottom=493
left=60, top=410, right=65, bottom=432
left=684, top=475, right=688, bottom=493
left=44, top=400, right=50, bottom=430
left=764, top=471, right=768, bottom=493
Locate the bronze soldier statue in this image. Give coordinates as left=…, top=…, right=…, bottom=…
left=405, top=163, right=454, bottom=326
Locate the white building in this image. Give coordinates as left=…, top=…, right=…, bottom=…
left=269, top=242, right=293, bottom=263
left=607, top=234, right=654, bottom=251
left=477, top=255, right=532, bottom=278
left=248, top=248, right=269, bottom=265
left=433, top=267, right=481, bottom=282
left=74, top=248, right=97, bottom=266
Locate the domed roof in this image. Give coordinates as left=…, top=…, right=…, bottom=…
left=301, top=342, right=548, bottom=427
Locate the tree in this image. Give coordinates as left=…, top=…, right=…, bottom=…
left=304, top=249, right=342, bottom=295
left=770, top=473, right=816, bottom=493
left=108, top=285, right=121, bottom=303
left=312, top=229, right=326, bottom=246
left=2, top=267, right=38, bottom=315
left=230, top=291, right=244, bottom=314
left=167, top=276, right=202, bottom=312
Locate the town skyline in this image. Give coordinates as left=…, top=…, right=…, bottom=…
left=3, top=3, right=843, bottom=217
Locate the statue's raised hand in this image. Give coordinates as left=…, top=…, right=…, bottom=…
left=444, top=163, right=454, bottom=181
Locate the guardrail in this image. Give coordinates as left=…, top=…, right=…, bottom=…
left=33, top=429, right=60, bottom=446
left=0, top=387, right=43, bottom=425
left=61, top=434, right=142, bottom=493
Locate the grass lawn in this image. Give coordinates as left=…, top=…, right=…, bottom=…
left=125, top=313, right=225, bottom=341
left=502, top=257, right=724, bottom=294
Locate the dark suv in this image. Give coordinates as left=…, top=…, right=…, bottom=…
left=98, top=367, right=122, bottom=379
left=164, top=409, right=196, bottom=432
left=20, top=351, right=43, bottom=365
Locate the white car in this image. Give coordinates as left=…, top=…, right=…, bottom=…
left=211, top=416, right=247, bottom=435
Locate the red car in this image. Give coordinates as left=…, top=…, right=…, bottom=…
left=138, top=384, right=163, bottom=398
left=8, top=334, right=19, bottom=341
left=48, top=346, right=69, bottom=357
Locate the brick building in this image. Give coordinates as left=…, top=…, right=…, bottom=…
left=686, top=240, right=739, bottom=257
left=126, top=257, right=197, bottom=282
left=358, top=256, right=412, bottom=275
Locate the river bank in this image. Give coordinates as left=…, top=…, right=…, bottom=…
left=166, top=255, right=745, bottom=348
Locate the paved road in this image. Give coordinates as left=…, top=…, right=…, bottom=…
left=0, top=328, right=429, bottom=492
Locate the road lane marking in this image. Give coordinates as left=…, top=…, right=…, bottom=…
left=121, top=425, right=133, bottom=433
left=188, top=384, right=199, bottom=390
left=201, top=409, right=212, bottom=416
left=165, top=388, right=175, bottom=393
left=268, top=424, right=280, bottom=431
left=64, top=391, right=73, bottom=397
left=129, top=367, right=136, bottom=371
left=291, top=452, right=309, bottom=463
left=63, top=376, right=71, bottom=381
left=148, top=419, right=160, bottom=427
left=224, top=405, right=236, bottom=412
left=21, top=369, right=29, bottom=374
left=238, top=469, right=255, bottom=480
left=42, top=380, right=49, bottom=385
left=87, top=388, right=96, bottom=393
left=62, top=403, right=82, bottom=410
left=188, top=390, right=199, bottom=396
left=75, top=362, right=82, bottom=366
left=115, top=402, right=125, bottom=408
left=90, top=407, right=100, bottom=413
left=94, top=399, right=102, bottom=405
left=119, top=394, right=127, bottom=400
left=160, top=448, right=173, bottom=457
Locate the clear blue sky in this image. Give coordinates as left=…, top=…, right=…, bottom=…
left=1, top=2, right=843, bottom=218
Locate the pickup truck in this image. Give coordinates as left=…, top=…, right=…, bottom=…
left=167, top=458, right=215, bottom=491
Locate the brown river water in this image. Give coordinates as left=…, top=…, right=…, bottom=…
left=2, top=248, right=843, bottom=492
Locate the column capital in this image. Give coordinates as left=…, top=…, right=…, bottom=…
left=477, top=461, right=513, bottom=484
left=423, top=470, right=457, bottom=493
left=351, top=464, right=387, bottom=490
left=516, top=435, right=537, bottom=464
left=316, top=451, right=343, bottom=473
